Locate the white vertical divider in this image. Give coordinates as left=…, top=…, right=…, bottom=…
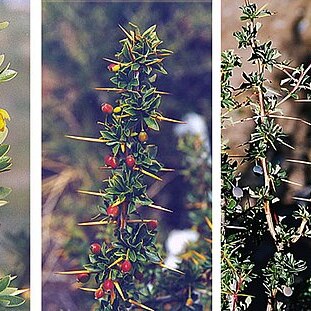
left=30, top=0, right=42, bottom=310
left=212, top=0, right=221, bottom=310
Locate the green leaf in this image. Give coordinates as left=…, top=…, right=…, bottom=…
left=0, top=68, right=17, bottom=83
left=0, top=187, right=11, bottom=200
left=145, top=249, right=161, bottom=262
left=0, top=276, right=10, bottom=293
left=128, top=249, right=137, bottom=262
left=149, top=74, right=157, bottom=83
left=143, top=87, right=156, bottom=99
left=134, top=196, right=153, bottom=206
left=0, top=21, right=9, bottom=31
left=131, top=63, right=140, bottom=71
left=146, top=145, right=158, bottom=159
left=1, top=288, right=19, bottom=296
left=142, top=25, right=156, bottom=38
left=0, top=295, right=25, bottom=307
left=100, top=130, right=117, bottom=141
left=144, top=117, right=159, bottom=131
left=136, top=253, right=146, bottom=262
left=112, top=144, right=120, bottom=156
left=0, top=144, right=10, bottom=157
left=133, top=224, right=147, bottom=245
left=0, top=157, right=11, bottom=172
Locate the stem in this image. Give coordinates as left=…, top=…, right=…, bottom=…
left=291, top=218, right=308, bottom=243
left=266, top=289, right=277, bottom=311
left=255, top=60, right=278, bottom=244
left=120, top=201, right=128, bottom=230
left=231, top=277, right=242, bottom=311
left=249, top=17, right=280, bottom=310
left=260, top=158, right=277, bottom=242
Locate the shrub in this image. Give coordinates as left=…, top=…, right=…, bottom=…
left=221, top=2, right=311, bottom=310
left=58, top=23, right=194, bottom=311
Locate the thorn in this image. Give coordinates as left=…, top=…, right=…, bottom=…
left=292, top=197, right=311, bottom=202
left=77, top=190, right=107, bottom=197
left=128, top=299, right=155, bottom=311
left=145, top=58, right=164, bottom=66
left=79, top=287, right=97, bottom=292
left=154, top=115, right=187, bottom=124
left=205, top=216, right=213, bottom=230
left=149, top=204, right=173, bottom=213
left=14, top=288, right=30, bottom=295
left=102, top=58, right=121, bottom=65
left=118, top=24, right=134, bottom=42
left=108, top=257, right=124, bottom=269
left=65, top=135, right=109, bottom=143
left=139, top=168, right=162, bottom=181
left=158, top=263, right=185, bottom=275
left=277, top=138, right=295, bottom=150
left=295, top=99, right=311, bottom=103
left=286, top=159, right=311, bottom=165
left=160, top=168, right=175, bottom=172
left=269, top=115, right=311, bottom=127
left=114, top=281, right=126, bottom=301
left=281, top=178, right=303, bottom=187
left=111, top=197, right=126, bottom=207
left=78, top=220, right=111, bottom=226
left=95, top=87, right=125, bottom=93
left=55, top=270, right=91, bottom=275
left=154, top=90, right=171, bottom=95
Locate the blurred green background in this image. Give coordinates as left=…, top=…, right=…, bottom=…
left=42, top=1, right=211, bottom=310
left=0, top=1, right=30, bottom=310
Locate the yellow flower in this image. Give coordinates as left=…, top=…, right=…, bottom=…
left=0, top=108, right=10, bottom=132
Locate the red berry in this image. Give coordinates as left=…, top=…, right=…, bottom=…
left=90, top=243, right=101, bottom=255
left=104, top=155, right=113, bottom=166
left=76, top=273, right=90, bottom=283
left=110, top=157, right=118, bottom=169
left=121, top=260, right=132, bottom=273
left=95, top=287, right=104, bottom=299
left=103, top=279, right=114, bottom=292
left=107, top=205, right=119, bottom=218
left=138, top=131, right=148, bottom=143
left=104, top=155, right=118, bottom=169
left=101, top=103, right=113, bottom=114
left=125, top=155, right=136, bottom=169
left=147, top=220, right=158, bottom=231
